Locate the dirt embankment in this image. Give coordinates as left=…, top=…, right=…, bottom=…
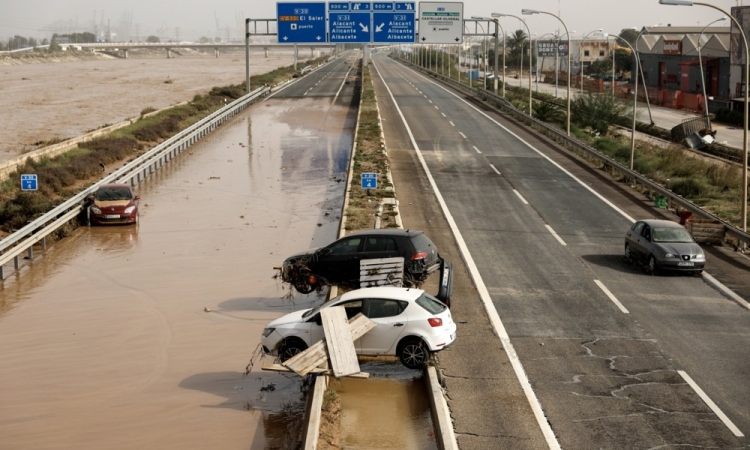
left=0, top=48, right=298, bottom=162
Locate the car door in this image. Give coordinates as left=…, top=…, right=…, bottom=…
left=626, top=221, right=646, bottom=261
left=639, top=224, right=654, bottom=259
left=359, top=298, right=408, bottom=355
left=308, top=298, right=364, bottom=351
left=313, top=236, right=364, bottom=284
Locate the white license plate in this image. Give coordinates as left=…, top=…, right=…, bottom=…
left=105, top=214, right=120, bottom=219
left=677, top=261, right=694, bottom=267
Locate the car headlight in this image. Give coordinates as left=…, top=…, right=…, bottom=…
left=124, top=206, right=136, bottom=214
left=694, top=253, right=705, bottom=261
left=262, top=328, right=275, bottom=338
left=90, top=206, right=101, bottom=214
left=663, top=253, right=677, bottom=259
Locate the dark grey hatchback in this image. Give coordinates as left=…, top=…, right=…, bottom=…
left=278, top=229, right=453, bottom=304
left=624, top=219, right=705, bottom=274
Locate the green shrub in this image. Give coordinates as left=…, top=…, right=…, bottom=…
left=670, top=177, right=708, bottom=197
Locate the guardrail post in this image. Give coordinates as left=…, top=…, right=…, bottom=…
left=14, top=255, right=19, bottom=270
left=27, top=247, right=33, bottom=260
left=42, top=237, right=47, bottom=250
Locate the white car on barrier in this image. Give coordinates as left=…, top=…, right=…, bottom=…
left=261, top=287, right=456, bottom=369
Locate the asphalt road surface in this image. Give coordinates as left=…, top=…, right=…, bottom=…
left=371, top=53, right=749, bottom=449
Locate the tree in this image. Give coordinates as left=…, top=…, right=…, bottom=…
left=571, top=92, right=631, bottom=135
left=619, top=28, right=639, bottom=48
left=146, top=35, right=160, bottom=43
left=199, top=36, right=211, bottom=44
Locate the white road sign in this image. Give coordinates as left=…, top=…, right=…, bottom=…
left=418, top=2, right=463, bottom=44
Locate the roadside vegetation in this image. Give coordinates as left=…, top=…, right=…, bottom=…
left=0, top=57, right=327, bottom=236
left=342, top=61, right=398, bottom=231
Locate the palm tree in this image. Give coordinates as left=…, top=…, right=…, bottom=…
left=505, top=29, right=528, bottom=68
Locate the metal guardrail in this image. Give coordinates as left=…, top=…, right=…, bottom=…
left=397, top=58, right=750, bottom=249
left=0, top=85, right=270, bottom=279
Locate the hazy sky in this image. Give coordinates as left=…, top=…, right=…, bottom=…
left=1, top=0, right=743, bottom=42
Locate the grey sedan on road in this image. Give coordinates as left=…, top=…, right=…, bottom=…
left=624, top=219, right=705, bottom=274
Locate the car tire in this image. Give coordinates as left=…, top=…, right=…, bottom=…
left=624, top=243, right=632, bottom=261
left=293, top=279, right=316, bottom=294
left=397, top=338, right=430, bottom=370
left=648, top=255, right=658, bottom=275
left=279, top=338, right=308, bottom=362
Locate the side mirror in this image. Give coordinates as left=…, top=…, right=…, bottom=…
left=134, top=195, right=141, bottom=200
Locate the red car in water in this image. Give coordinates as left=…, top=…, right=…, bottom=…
left=88, top=184, right=140, bottom=225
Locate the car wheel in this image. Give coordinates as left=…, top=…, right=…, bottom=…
left=624, top=243, right=632, bottom=261
left=398, top=338, right=430, bottom=370
left=293, top=279, right=316, bottom=294
left=279, top=338, right=308, bottom=362
left=648, top=255, right=658, bottom=275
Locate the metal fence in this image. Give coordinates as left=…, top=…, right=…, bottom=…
left=0, top=86, right=270, bottom=279
left=399, top=57, right=750, bottom=249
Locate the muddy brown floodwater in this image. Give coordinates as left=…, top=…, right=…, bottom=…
left=0, top=53, right=439, bottom=449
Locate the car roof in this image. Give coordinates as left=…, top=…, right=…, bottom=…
left=346, top=229, right=424, bottom=238
left=339, top=286, right=424, bottom=302
left=637, top=219, right=684, bottom=229
left=97, top=183, right=132, bottom=190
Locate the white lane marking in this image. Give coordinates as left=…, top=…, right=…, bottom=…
left=678, top=371, right=745, bottom=437
left=473, top=146, right=482, bottom=154
left=513, top=189, right=530, bottom=205
left=429, top=99, right=433, bottom=103
left=434, top=105, right=439, bottom=110
left=372, top=57, right=561, bottom=450
left=441, top=112, right=446, bottom=117
left=545, top=224, right=566, bottom=246
left=701, top=272, right=750, bottom=310
left=449, top=121, right=455, bottom=127
left=594, top=279, right=629, bottom=313
left=304, top=88, right=311, bottom=96
left=489, top=164, right=501, bottom=175
left=332, top=64, right=354, bottom=105
left=413, top=68, right=635, bottom=223
left=459, top=132, right=467, bottom=139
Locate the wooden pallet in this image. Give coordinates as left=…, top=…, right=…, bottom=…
left=686, top=219, right=725, bottom=244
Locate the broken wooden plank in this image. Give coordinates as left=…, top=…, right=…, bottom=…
left=282, top=312, right=376, bottom=377
left=360, top=257, right=404, bottom=287
left=321, top=307, right=360, bottom=378
left=261, top=363, right=370, bottom=378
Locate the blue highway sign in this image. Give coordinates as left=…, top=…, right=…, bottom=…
left=373, top=11, right=416, bottom=43
left=394, top=2, right=415, bottom=10
left=329, top=12, right=372, bottom=43
left=361, top=173, right=377, bottom=189
left=21, top=174, right=38, bottom=191
left=373, top=2, right=394, bottom=10
left=277, top=2, right=327, bottom=44
left=328, top=2, right=349, bottom=10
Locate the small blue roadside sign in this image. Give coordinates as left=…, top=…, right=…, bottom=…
left=361, top=173, right=377, bottom=189
left=21, top=174, right=38, bottom=191
left=276, top=2, right=327, bottom=44
left=329, top=11, right=372, bottom=43
left=373, top=11, right=416, bottom=43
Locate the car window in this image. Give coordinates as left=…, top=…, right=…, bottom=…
left=410, top=233, right=436, bottom=253
left=307, top=299, right=363, bottom=323
left=415, top=293, right=446, bottom=314
left=653, top=227, right=693, bottom=243
left=96, top=188, right=133, bottom=201
left=632, top=222, right=644, bottom=235
left=641, top=225, right=651, bottom=241
left=366, top=299, right=407, bottom=318
left=363, top=237, right=397, bottom=252
left=328, top=237, right=362, bottom=255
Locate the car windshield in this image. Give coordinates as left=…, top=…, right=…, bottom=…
left=415, top=293, right=446, bottom=315
left=652, top=227, right=693, bottom=243
left=96, top=188, right=133, bottom=201
left=301, top=296, right=342, bottom=319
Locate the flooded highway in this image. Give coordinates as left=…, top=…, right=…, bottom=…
left=0, top=60, right=355, bottom=448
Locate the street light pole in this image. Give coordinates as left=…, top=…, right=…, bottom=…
left=473, top=17, right=505, bottom=96
left=579, top=29, right=604, bottom=96
left=660, top=0, right=748, bottom=232
left=698, top=17, right=727, bottom=123
left=606, top=34, right=640, bottom=170
left=493, top=13, right=533, bottom=115
left=523, top=9, right=572, bottom=136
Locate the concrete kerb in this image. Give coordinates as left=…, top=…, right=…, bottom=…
left=0, top=102, right=188, bottom=182
left=303, top=57, right=456, bottom=450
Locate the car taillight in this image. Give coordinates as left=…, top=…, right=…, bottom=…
left=411, top=251, right=428, bottom=261
left=428, top=318, right=442, bottom=327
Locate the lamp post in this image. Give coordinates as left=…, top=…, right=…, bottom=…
left=606, top=34, right=640, bottom=170
left=698, top=17, right=727, bottom=122
left=634, top=27, right=655, bottom=125
left=579, top=29, right=604, bottom=95
left=523, top=9, right=572, bottom=136
left=493, top=13, right=533, bottom=115
left=660, top=0, right=747, bottom=232
left=473, top=16, right=504, bottom=96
